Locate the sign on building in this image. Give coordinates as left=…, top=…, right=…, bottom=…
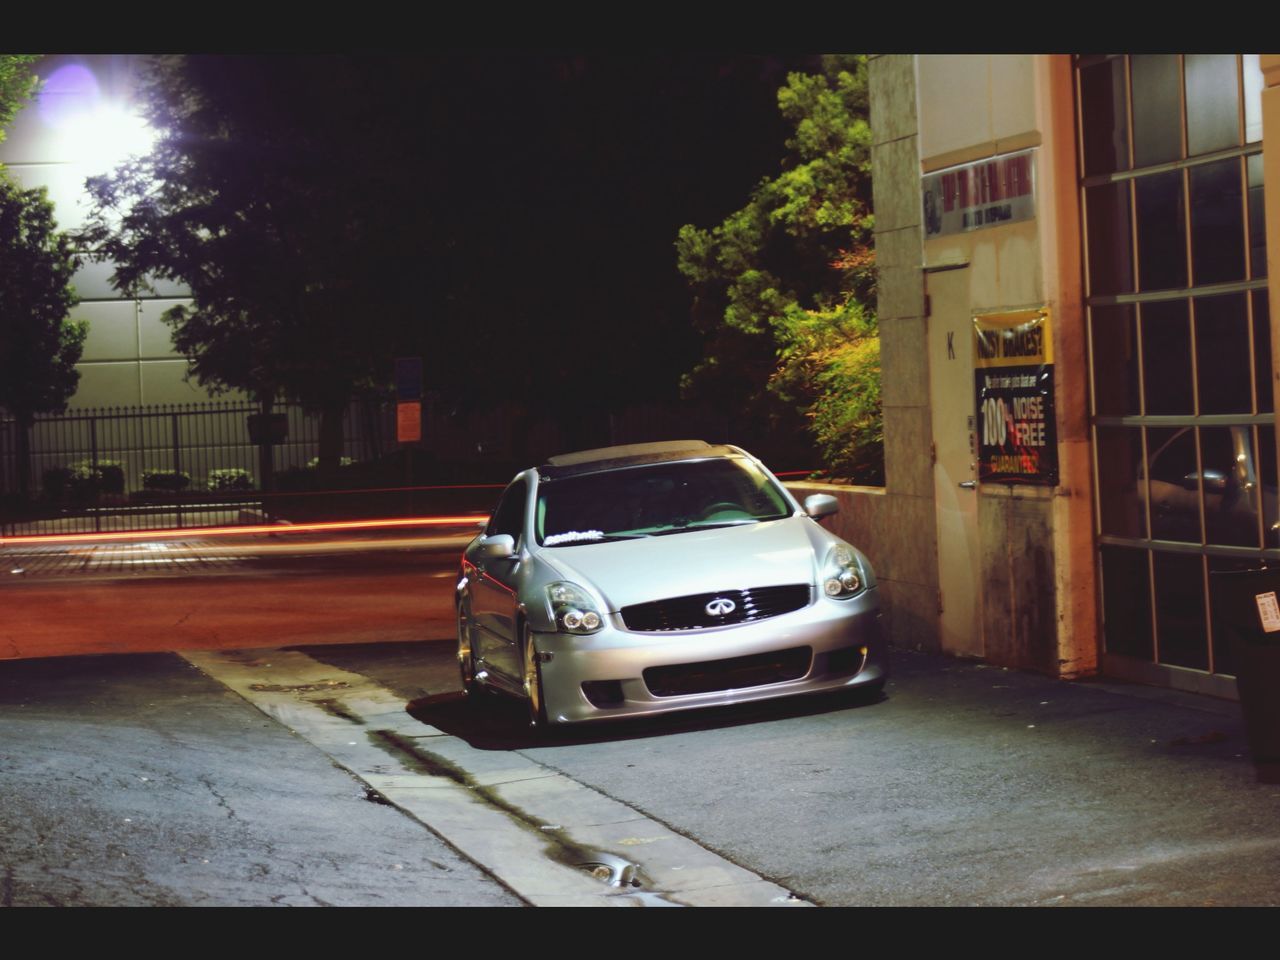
left=922, top=148, right=1036, bottom=238
left=973, top=307, right=1057, bottom=486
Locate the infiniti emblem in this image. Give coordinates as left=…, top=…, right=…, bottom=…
left=705, top=597, right=737, bottom=617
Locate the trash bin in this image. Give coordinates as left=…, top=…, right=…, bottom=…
left=1209, top=567, right=1280, bottom=784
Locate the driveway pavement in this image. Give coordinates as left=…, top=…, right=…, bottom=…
left=3, top=641, right=1278, bottom=907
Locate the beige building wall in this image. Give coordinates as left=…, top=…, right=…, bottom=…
left=871, top=54, right=1097, bottom=676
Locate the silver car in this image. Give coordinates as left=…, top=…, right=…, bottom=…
left=455, top=440, right=886, bottom=728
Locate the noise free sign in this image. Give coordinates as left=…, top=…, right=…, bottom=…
left=973, top=308, right=1058, bottom=486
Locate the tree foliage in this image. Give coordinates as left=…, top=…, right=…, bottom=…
left=78, top=55, right=433, bottom=468
left=0, top=177, right=84, bottom=494
left=0, top=55, right=38, bottom=147
left=676, top=55, right=881, bottom=483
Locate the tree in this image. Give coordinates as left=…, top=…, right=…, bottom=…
left=0, top=55, right=38, bottom=145
left=0, top=178, right=84, bottom=496
left=78, top=55, right=433, bottom=472
left=675, top=55, right=882, bottom=483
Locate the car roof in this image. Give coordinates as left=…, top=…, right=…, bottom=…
left=538, top=440, right=744, bottom=479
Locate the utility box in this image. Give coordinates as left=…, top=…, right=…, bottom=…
left=1210, top=568, right=1280, bottom=784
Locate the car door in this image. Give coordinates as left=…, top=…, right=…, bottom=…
left=470, top=478, right=527, bottom=683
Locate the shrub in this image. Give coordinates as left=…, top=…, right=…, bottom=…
left=141, top=469, right=192, bottom=492
left=306, top=456, right=353, bottom=469
left=208, top=468, right=253, bottom=492
left=67, top=459, right=125, bottom=496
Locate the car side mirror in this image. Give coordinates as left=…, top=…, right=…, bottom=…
left=480, top=534, right=516, bottom=559
left=804, top=494, right=839, bottom=520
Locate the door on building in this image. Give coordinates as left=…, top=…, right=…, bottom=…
left=927, top=266, right=983, bottom=658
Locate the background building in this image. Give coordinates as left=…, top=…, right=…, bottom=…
left=1, top=55, right=212, bottom=407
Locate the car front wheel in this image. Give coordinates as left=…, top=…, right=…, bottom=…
left=521, top=623, right=549, bottom=728
left=457, top=598, right=481, bottom=697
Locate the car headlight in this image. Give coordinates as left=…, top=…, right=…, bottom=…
left=822, top=544, right=864, bottom=599
left=546, top=581, right=604, bottom=634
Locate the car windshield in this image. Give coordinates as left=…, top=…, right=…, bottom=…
left=535, top=458, right=793, bottom=546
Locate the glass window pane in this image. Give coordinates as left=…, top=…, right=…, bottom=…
left=1244, top=54, right=1263, bottom=144
left=1132, top=55, right=1183, bottom=167
left=1248, top=152, right=1266, bottom=278
left=1096, top=426, right=1147, bottom=538
left=1200, top=426, right=1261, bottom=547
left=1090, top=304, right=1140, bottom=416
left=1147, top=426, right=1200, bottom=542
left=1141, top=300, right=1193, bottom=415
left=1134, top=170, right=1186, bottom=290
left=1080, top=57, right=1130, bottom=176
left=1100, top=545, right=1153, bottom=661
left=1254, top=291, right=1273, bottom=413
left=1153, top=552, right=1208, bottom=670
left=1190, top=158, right=1245, bottom=285
left=1185, top=54, right=1239, bottom=156
left=1085, top=182, right=1134, bottom=296
left=1194, top=292, right=1250, bottom=414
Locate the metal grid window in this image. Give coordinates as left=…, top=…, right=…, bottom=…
left=1076, top=54, right=1269, bottom=684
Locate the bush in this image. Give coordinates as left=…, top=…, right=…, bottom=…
left=772, top=302, right=884, bottom=485
left=67, top=459, right=125, bottom=497
left=208, top=468, right=253, bottom=492
left=141, top=469, right=192, bottom=492
left=306, top=456, right=353, bottom=469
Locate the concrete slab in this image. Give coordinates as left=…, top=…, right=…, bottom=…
left=183, top=646, right=812, bottom=907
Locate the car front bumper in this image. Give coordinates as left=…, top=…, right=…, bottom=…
left=532, top=587, right=885, bottom=725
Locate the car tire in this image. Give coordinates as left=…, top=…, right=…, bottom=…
left=457, top=597, right=482, bottom=698
left=521, top=622, right=549, bottom=729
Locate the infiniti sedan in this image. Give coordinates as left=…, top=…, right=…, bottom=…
left=455, top=440, right=886, bottom=727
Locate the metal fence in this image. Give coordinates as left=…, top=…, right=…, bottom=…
left=0, top=400, right=394, bottom=535
left=2, top=400, right=389, bottom=497
left=0, top=398, right=817, bottom=536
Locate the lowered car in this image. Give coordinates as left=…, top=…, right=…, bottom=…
left=455, top=440, right=886, bottom=727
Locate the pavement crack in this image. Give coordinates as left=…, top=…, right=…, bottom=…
left=303, top=887, right=333, bottom=907
left=198, top=775, right=239, bottom=821
left=174, top=608, right=196, bottom=628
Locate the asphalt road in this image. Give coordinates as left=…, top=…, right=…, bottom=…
left=4, top=532, right=1280, bottom=906
left=0, top=534, right=461, bottom=660
left=310, top=640, right=1280, bottom=907
left=0, top=651, right=519, bottom=907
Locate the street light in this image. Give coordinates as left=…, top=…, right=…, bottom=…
left=37, top=61, right=155, bottom=173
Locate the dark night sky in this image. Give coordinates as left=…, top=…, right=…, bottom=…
left=397, top=53, right=821, bottom=410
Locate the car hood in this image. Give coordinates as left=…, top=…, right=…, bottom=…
left=535, top=517, right=824, bottom=611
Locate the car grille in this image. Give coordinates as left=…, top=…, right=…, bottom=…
left=620, top=584, right=811, bottom=632
left=643, top=647, right=813, bottom=697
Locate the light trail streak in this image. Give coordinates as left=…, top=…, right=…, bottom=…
left=0, top=515, right=489, bottom=547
